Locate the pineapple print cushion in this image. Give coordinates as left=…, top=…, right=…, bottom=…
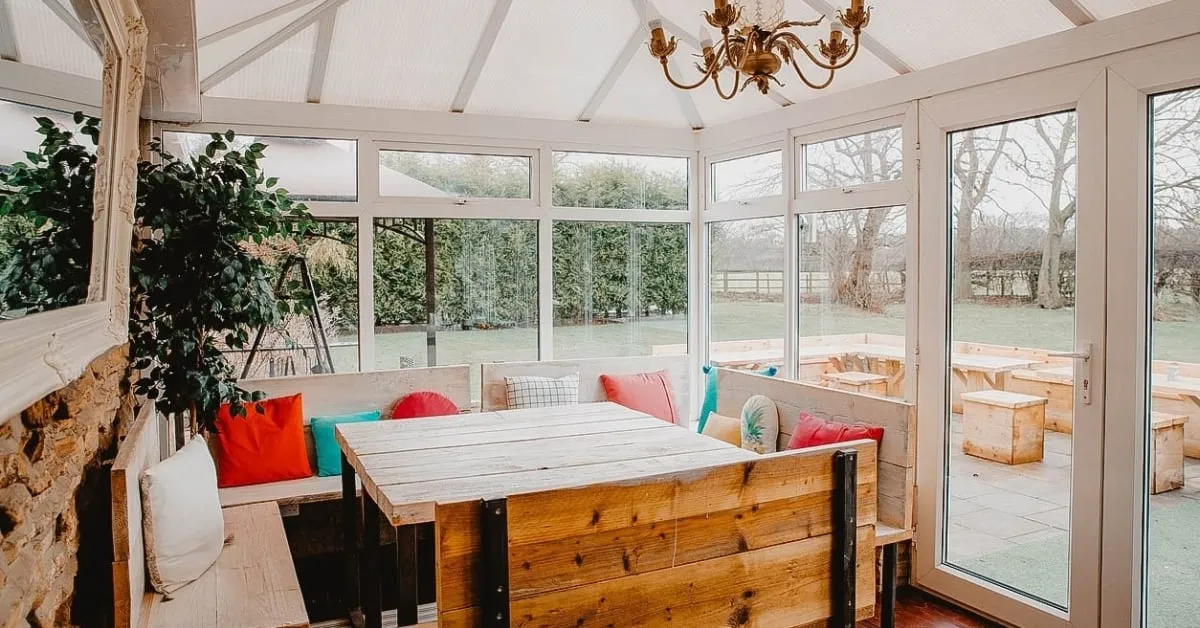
left=739, top=395, right=780, bottom=454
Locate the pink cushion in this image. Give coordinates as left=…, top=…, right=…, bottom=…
left=786, top=412, right=884, bottom=450
left=390, top=391, right=459, bottom=420
left=599, top=370, right=679, bottom=424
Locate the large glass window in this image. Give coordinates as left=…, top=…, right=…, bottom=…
left=552, top=151, right=688, bottom=210
left=1145, top=87, right=1200, bottom=627
left=225, top=220, right=360, bottom=378
left=379, top=150, right=532, bottom=199
left=944, top=111, right=1078, bottom=609
left=710, top=150, right=782, bottom=204
left=1, top=100, right=95, bottom=321
left=552, top=222, right=687, bottom=359
left=160, top=131, right=358, bottom=202
left=797, top=207, right=907, bottom=394
left=373, top=219, right=538, bottom=389
left=802, top=126, right=903, bottom=191
left=707, top=217, right=786, bottom=370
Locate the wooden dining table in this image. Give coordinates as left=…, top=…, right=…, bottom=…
left=334, top=402, right=755, bottom=628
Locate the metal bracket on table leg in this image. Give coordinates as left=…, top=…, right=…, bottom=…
left=881, top=542, right=898, bottom=628
left=480, top=498, right=510, bottom=627
left=832, top=449, right=858, bottom=628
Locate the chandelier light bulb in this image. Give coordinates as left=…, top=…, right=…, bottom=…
left=699, top=26, right=714, bottom=49
left=644, top=2, right=662, bottom=27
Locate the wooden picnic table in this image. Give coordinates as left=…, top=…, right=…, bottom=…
left=334, top=402, right=756, bottom=628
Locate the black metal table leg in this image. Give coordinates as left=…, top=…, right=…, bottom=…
left=881, top=543, right=898, bottom=628
left=341, top=454, right=361, bottom=625
left=396, top=525, right=418, bottom=626
left=363, top=491, right=382, bottom=628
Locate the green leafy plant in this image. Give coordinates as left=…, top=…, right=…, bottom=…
left=131, top=131, right=313, bottom=432
left=0, top=113, right=100, bottom=317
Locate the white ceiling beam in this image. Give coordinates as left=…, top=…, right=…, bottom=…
left=631, top=0, right=704, bottom=130
left=305, top=8, right=338, bottom=103
left=1047, top=0, right=1097, bottom=26
left=450, top=0, right=512, bottom=113
left=39, top=0, right=98, bottom=53
left=0, top=0, right=18, bottom=62
left=578, top=25, right=644, bottom=122
left=201, top=0, right=347, bottom=93
left=799, top=0, right=913, bottom=74
left=198, top=0, right=318, bottom=48
left=139, top=0, right=202, bottom=121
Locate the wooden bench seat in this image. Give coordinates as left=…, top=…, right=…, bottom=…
left=1009, top=367, right=1074, bottom=433
left=1151, top=411, right=1189, bottom=494
left=962, top=390, right=1048, bottom=465
left=142, top=502, right=308, bottom=628
left=218, top=475, right=356, bottom=509
left=112, top=405, right=310, bottom=628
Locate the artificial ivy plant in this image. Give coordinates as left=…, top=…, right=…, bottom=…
left=0, top=113, right=100, bottom=316
left=131, top=131, right=314, bottom=433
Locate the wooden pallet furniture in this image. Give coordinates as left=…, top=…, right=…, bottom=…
left=961, top=390, right=1048, bottom=465
left=111, top=403, right=309, bottom=628
left=824, top=370, right=890, bottom=396
left=1150, top=374, right=1200, bottom=459
left=1008, top=367, right=1075, bottom=433
left=433, top=442, right=878, bottom=628
left=479, top=355, right=692, bottom=418
left=1150, top=411, right=1189, bottom=494
left=334, top=402, right=764, bottom=627
left=215, top=366, right=472, bottom=510
left=713, top=368, right=915, bottom=628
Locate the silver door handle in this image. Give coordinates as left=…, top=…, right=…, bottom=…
left=1048, top=342, right=1093, bottom=405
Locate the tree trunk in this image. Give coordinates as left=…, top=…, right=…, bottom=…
left=954, top=196, right=975, bottom=302
left=1036, top=213, right=1066, bottom=309
left=837, top=207, right=890, bottom=311
left=424, top=218, right=436, bottom=366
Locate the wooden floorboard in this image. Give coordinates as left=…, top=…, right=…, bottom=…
left=860, top=587, right=1001, bottom=627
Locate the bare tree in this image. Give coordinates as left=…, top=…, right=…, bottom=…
left=951, top=127, right=1011, bottom=302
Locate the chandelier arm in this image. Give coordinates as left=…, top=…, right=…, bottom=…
left=659, top=59, right=717, bottom=91
left=711, top=67, right=740, bottom=100
left=791, top=30, right=863, bottom=72
left=786, top=55, right=837, bottom=90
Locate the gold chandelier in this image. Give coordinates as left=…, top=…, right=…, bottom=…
left=646, top=0, right=871, bottom=98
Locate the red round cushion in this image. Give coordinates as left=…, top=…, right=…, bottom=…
left=390, top=391, right=459, bottom=420
left=786, top=412, right=884, bottom=450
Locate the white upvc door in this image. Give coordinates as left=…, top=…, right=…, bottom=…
left=914, top=62, right=1108, bottom=627
left=1102, top=34, right=1200, bottom=628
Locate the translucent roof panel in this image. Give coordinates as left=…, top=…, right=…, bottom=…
left=195, top=0, right=310, bottom=40
left=205, top=24, right=317, bottom=102
left=321, top=0, right=496, bottom=110
left=591, top=52, right=690, bottom=127
left=470, top=0, right=640, bottom=119
left=198, top=2, right=316, bottom=81
left=9, top=0, right=101, bottom=79
left=864, top=0, right=1074, bottom=70
left=1080, top=0, right=1173, bottom=19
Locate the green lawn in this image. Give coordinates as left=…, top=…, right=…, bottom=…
left=325, top=300, right=1200, bottom=377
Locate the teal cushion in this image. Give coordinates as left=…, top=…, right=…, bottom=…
left=310, top=410, right=381, bottom=477
left=697, top=364, right=778, bottom=433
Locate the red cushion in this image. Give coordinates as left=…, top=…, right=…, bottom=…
left=786, top=412, right=885, bottom=450
left=599, top=370, right=679, bottom=424
left=214, top=393, right=312, bottom=488
left=390, top=391, right=459, bottom=420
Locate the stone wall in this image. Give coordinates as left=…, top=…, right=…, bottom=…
left=0, top=346, right=132, bottom=628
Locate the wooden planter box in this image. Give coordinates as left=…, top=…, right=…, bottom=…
left=1150, top=411, right=1188, bottom=494
left=823, top=371, right=888, bottom=397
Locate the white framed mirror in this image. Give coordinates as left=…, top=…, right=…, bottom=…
left=0, top=0, right=146, bottom=421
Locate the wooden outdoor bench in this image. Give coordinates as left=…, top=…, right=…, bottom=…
left=112, top=404, right=308, bottom=628
left=714, top=368, right=915, bottom=628
left=1009, top=367, right=1074, bottom=433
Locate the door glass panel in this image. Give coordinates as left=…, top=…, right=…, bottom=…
left=1146, top=87, right=1200, bottom=627
left=945, top=111, right=1078, bottom=608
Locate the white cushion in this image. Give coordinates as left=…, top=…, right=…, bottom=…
left=504, top=373, right=580, bottom=409
left=740, top=395, right=780, bottom=454
left=141, top=436, right=225, bottom=594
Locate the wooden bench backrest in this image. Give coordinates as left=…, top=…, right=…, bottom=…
left=715, top=368, right=916, bottom=533
left=241, top=365, right=473, bottom=421
left=434, top=441, right=877, bottom=626
left=479, top=355, right=693, bottom=419
left=111, top=402, right=162, bottom=628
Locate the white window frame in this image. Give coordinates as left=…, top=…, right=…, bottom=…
left=375, top=140, right=540, bottom=208
left=703, top=139, right=787, bottom=219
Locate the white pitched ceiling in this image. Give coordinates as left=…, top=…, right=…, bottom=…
left=0, top=0, right=1182, bottom=127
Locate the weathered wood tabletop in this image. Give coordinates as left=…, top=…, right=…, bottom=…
left=335, top=402, right=757, bottom=526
